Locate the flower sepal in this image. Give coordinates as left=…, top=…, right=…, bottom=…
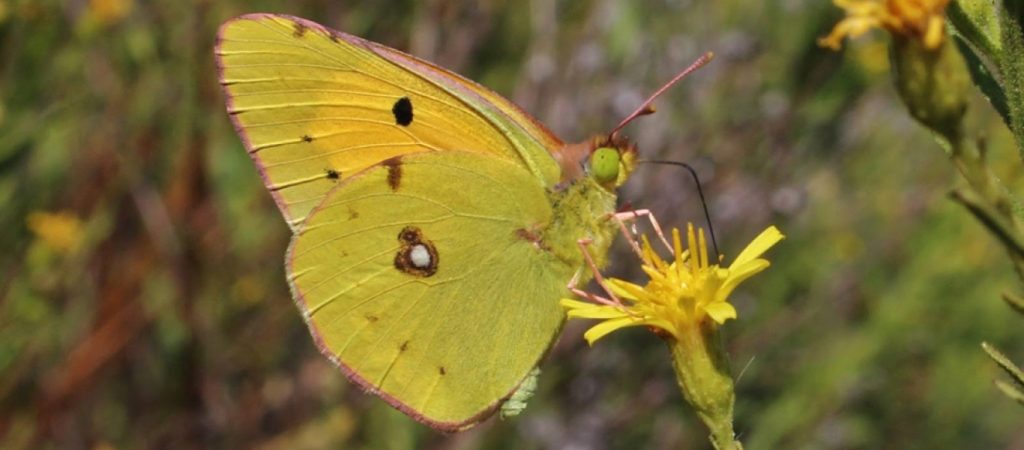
left=668, top=320, right=742, bottom=450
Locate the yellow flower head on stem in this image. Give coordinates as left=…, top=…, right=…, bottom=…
left=819, top=0, right=951, bottom=50
left=562, top=223, right=784, bottom=345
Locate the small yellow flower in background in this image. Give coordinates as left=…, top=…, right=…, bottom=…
left=819, top=0, right=951, bottom=51
left=819, top=0, right=969, bottom=139
left=27, top=210, right=84, bottom=254
left=87, top=0, right=133, bottom=25
left=562, top=223, right=783, bottom=344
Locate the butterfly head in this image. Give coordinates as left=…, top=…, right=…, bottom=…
left=589, top=134, right=637, bottom=188
left=556, top=134, right=636, bottom=189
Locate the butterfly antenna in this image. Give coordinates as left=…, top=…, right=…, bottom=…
left=608, top=52, right=714, bottom=139
left=639, top=159, right=720, bottom=257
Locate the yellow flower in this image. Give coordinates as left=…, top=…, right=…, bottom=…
left=819, top=0, right=951, bottom=50
left=562, top=223, right=783, bottom=345
left=88, top=0, right=132, bottom=25
left=26, top=210, right=84, bottom=254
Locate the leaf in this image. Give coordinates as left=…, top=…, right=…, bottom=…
left=997, top=0, right=1024, bottom=152
left=1003, top=0, right=1023, bottom=28
left=994, top=380, right=1024, bottom=406
left=1003, top=291, right=1024, bottom=315
left=948, top=0, right=1001, bottom=58
left=953, top=35, right=1012, bottom=129
left=981, top=342, right=1024, bottom=391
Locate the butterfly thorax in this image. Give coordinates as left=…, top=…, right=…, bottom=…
left=536, top=135, right=637, bottom=277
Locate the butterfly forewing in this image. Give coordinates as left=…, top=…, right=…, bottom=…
left=216, top=14, right=562, bottom=229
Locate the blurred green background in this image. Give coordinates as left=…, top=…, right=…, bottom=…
left=2, top=0, right=1022, bottom=448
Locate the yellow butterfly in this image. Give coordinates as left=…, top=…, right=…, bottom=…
left=216, top=13, right=708, bottom=431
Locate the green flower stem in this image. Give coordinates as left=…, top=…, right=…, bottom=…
left=949, top=187, right=1024, bottom=261
left=996, top=4, right=1024, bottom=155
left=888, top=25, right=1024, bottom=281
left=946, top=133, right=1024, bottom=282
left=667, top=322, right=741, bottom=450
left=936, top=4, right=1024, bottom=407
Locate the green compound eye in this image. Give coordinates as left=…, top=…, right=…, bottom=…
left=590, top=147, right=621, bottom=184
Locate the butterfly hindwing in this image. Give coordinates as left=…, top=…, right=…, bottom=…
left=288, top=151, right=571, bottom=430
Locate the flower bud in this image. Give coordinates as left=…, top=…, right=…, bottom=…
left=890, top=34, right=972, bottom=140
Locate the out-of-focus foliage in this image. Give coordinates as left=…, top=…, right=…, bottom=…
left=0, top=0, right=1021, bottom=449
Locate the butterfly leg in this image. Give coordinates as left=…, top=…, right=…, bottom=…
left=612, top=208, right=673, bottom=254
left=566, top=238, right=624, bottom=307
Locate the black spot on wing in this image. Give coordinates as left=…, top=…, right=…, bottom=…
left=398, top=227, right=419, bottom=244
left=302, top=134, right=314, bottom=142
left=293, top=22, right=308, bottom=37
left=392, top=97, right=413, bottom=126
left=325, top=169, right=340, bottom=181
left=439, top=366, right=447, bottom=375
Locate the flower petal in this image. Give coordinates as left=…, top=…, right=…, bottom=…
left=643, top=318, right=680, bottom=339
left=730, top=226, right=784, bottom=268
left=641, top=265, right=671, bottom=286
left=563, top=303, right=631, bottom=320
left=923, top=15, right=943, bottom=49
left=642, top=235, right=669, bottom=272
left=698, top=227, right=709, bottom=268
left=716, top=259, right=770, bottom=303
left=583, top=317, right=646, bottom=344
left=560, top=298, right=597, bottom=310
left=727, top=259, right=771, bottom=285
left=704, top=301, right=738, bottom=324
left=605, top=278, right=643, bottom=301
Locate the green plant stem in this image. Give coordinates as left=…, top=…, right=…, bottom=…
left=947, top=136, right=1024, bottom=279
left=668, top=323, right=741, bottom=450
left=950, top=188, right=1024, bottom=264
left=997, top=5, right=1024, bottom=155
